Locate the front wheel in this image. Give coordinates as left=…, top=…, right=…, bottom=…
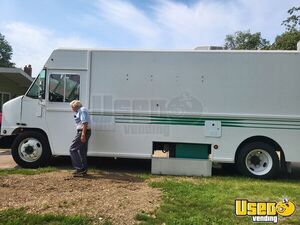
left=236, top=142, right=279, bottom=179
left=11, top=131, right=52, bottom=168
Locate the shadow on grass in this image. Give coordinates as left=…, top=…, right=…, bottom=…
left=50, top=156, right=151, bottom=172
left=51, top=156, right=300, bottom=180
left=1, top=154, right=299, bottom=182
left=64, top=171, right=145, bottom=183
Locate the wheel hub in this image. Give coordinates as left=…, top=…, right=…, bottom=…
left=18, top=138, right=43, bottom=162
left=245, top=149, right=273, bottom=176
left=24, top=146, right=34, bottom=155
left=250, top=155, right=261, bottom=166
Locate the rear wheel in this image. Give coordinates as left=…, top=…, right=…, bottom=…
left=11, top=131, right=52, bottom=168
left=236, top=142, right=279, bottom=179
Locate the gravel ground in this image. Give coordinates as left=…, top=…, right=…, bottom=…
left=0, top=170, right=162, bottom=225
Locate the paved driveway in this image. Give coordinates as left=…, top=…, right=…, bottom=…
left=0, top=149, right=17, bottom=168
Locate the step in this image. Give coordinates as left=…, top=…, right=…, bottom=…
left=151, top=157, right=212, bottom=177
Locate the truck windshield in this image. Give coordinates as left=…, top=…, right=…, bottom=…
left=26, top=70, right=46, bottom=99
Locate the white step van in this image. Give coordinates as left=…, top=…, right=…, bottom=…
left=1, top=48, right=300, bottom=178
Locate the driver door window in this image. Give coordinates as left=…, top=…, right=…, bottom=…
left=49, top=74, right=80, bottom=102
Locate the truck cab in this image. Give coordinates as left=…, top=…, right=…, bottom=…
left=1, top=65, right=81, bottom=168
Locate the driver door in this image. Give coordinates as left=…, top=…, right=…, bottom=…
left=45, top=71, right=86, bottom=156
left=21, top=70, right=47, bottom=130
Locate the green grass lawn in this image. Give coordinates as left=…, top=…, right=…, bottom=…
left=136, top=176, right=300, bottom=225
left=0, top=168, right=299, bottom=225
left=0, top=167, right=57, bottom=176
left=0, top=208, right=92, bottom=225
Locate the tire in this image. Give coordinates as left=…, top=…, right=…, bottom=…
left=11, top=131, right=52, bottom=168
left=236, top=141, right=279, bottom=179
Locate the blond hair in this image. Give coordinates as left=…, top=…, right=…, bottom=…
left=70, top=100, right=82, bottom=108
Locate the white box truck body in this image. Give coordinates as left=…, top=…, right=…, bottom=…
left=1, top=48, right=300, bottom=178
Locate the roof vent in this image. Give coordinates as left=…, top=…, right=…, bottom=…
left=195, top=46, right=224, bottom=50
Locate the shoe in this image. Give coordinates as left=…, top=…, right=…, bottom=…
left=73, top=169, right=87, bottom=177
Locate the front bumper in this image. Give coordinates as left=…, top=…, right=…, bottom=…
left=1, top=126, right=19, bottom=136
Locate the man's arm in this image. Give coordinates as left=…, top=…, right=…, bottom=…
left=81, top=123, right=88, bottom=143
left=80, top=109, right=89, bottom=143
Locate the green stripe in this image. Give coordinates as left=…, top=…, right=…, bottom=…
left=222, top=121, right=300, bottom=127
left=116, top=120, right=205, bottom=126
left=115, top=120, right=300, bottom=130
left=222, top=124, right=300, bottom=130
left=116, top=117, right=205, bottom=124
left=90, top=112, right=300, bottom=123
left=115, top=117, right=300, bottom=127
left=92, top=113, right=235, bottom=121
left=89, top=112, right=300, bottom=130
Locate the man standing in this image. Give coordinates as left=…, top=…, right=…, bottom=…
left=69, top=100, right=91, bottom=177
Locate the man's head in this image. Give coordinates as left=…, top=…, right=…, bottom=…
left=70, top=100, right=82, bottom=112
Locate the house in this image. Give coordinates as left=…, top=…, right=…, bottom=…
left=0, top=67, right=33, bottom=113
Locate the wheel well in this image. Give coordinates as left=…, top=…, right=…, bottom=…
left=235, top=136, right=286, bottom=167
left=12, top=128, right=51, bottom=148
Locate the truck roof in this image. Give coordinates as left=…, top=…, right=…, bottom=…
left=44, top=47, right=300, bottom=72
left=54, top=48, right=300, bottom=54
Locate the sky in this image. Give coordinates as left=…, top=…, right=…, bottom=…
left=0, top=0, right=298, bottom=76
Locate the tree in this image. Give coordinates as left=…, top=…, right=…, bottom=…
left=281, top=6, right=300, bottom=32
left=0, top=33, right=14, bottom=67
left=224, top=30, right=270, bottom=50
left=271, top=31, right=300, bottom=50
left=271, top=7, right=300, bottom=50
